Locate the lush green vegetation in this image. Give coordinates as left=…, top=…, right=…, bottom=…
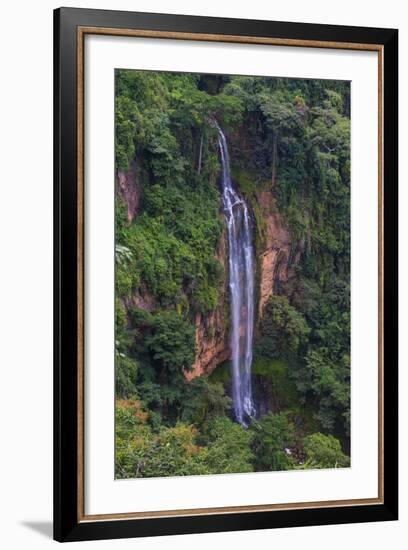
left=114, top=69, right=350, bottom=478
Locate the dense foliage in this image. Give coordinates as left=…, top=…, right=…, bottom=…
left=114, top=69, right=350, bottom=478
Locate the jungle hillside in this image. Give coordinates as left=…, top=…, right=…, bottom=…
left=115, top=69, right=351, bottom=479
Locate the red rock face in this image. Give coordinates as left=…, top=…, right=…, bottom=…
left=185, top=309, right=230, bottom=380
left=186, top=230, right=230, bottom=380
left=128, top=290, right=157, bottom=312
left=256, top=190, right=292, bottom=317
left=117, top=161, right=140, bottom=222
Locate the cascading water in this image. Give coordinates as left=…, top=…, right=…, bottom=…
left=217, top=125, right=256, bottom=426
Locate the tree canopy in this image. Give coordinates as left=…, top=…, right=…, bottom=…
left=114, top=69, right=351, bottom=478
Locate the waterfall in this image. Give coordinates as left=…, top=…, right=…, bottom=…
left=217, top=126, right=256, bottom=426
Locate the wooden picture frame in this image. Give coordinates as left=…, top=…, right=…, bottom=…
left=54, top=7, right=398, bottom=542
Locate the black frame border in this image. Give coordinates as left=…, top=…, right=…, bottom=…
left=54, top=7, right=398, bottom=542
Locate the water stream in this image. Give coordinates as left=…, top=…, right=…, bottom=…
left=217, top=126, right=256, bottom=426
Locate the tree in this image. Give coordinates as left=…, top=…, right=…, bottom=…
left=115, top=404, right=253, bottom=478
left=115, top=96, right=138, bottom=170
left=301, top=432, right=350, bottom=469
left=139, top=423, right=210, bottom=478
left=144, top=311, right=196, bottom=419
left=251, top=412, right=295, bottom=471
left=257, top=90, right=303, bottom=185
left=116, top=416, right=210, bottom=479
left=181, top=377, right=232, bottom=426
left=256, top=295, right=310, bottom=360
left=115, top=354, right=138, bottom=398
left=305, top=347, right=350, bottom=434
left=146, top=311, right=196, bottom=376
left=204, top=417, right=254, bottom=474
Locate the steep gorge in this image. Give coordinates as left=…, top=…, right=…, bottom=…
left=115, top=70, right=352, bottom=476
left=188, top=186, right=296, bottom=380
left=117, top=160, right=297, bottom=382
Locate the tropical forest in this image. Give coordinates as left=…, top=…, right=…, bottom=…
left=114, top=69, right=351, bottom=478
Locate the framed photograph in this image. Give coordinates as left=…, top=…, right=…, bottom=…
left=54, top=7, right=398, bottom=542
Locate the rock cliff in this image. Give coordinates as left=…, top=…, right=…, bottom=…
left=255, top=190, right=293, bottom=317
left=187, top=187, right=298, bottom=380
left=185, top=230, right=230, bottom=380
left=119, top=164, right=298, bottom=380
left=117, top=160, right=140, bottom=222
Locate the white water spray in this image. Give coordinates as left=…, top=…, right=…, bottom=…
left=217, top=126, right=256, bottom=426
